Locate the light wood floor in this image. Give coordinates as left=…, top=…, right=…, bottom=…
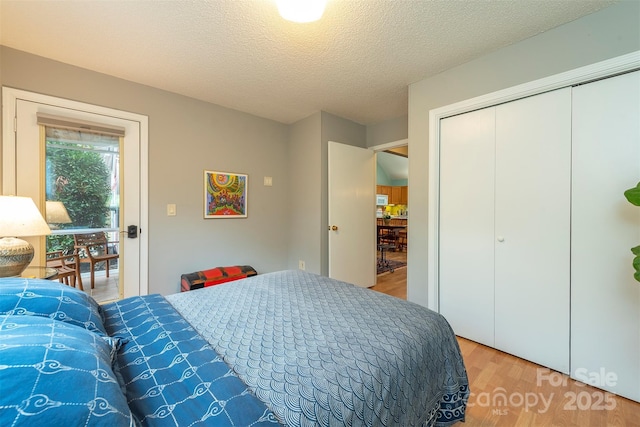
left=371, top=249, right=407, bottom=299
left=369, top=250, right=640, bottom=426
left=90, top=271, right=120, bottom=303
left=63, top=269, right=120, bottom=303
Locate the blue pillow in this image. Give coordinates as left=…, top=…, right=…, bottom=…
left=0, top=278, right=107, bottom=336
left=0, top=315, right=136, bottom=426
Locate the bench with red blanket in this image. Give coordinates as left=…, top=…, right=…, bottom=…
left=180, top=265, right=257, bottom=292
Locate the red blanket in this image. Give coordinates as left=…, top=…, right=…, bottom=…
left=180, top=265, right=257, bottom=292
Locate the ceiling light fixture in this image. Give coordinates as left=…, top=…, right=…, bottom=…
left=276, top=0, right=327, bottom=23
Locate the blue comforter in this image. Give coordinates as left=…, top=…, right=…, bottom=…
left=102, top=294, right=279, bottom=426
left=165, top=270, right=469, bottom=426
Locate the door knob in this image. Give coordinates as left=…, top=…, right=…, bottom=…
left=331, top=225, right=338, bottom=231
left=497, top=236, right=505, bottom=242
left=127, top=225, right=139, bottom=238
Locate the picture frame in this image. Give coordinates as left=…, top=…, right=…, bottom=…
left=204, top=170, right=248, bottom=218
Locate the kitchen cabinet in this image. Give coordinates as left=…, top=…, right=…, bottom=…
left=377, top=185, right=407, bottom=205
left=400, top=186, right=408, bottom=205
left=376, top=185, right=390, bottom=197
left=390, top=186, right=402, bottom=205
left=389, top=218, right=406, bottom=226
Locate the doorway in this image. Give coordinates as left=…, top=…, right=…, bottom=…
left=371, top=139, right=408, bottom=299
left=2, top=88, right=149, bottom=300
left=44, top=125, right=122, bottom=301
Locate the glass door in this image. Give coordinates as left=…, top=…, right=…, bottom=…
left=44, top=126, right=122, bottom=302
left=5, top=89, right=147, bottom=300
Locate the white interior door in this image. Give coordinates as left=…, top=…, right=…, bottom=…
left=493, top=88, right=571, bottom=374
left=2, top=88, right=148, bottom=298
left=439, top=107, right=496, bottom=347
left=571, top=70, right=640, bottom=401
left=328, top=141, right=376, bottom=287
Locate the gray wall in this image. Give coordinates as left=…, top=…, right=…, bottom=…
left=287, top=112, right=322, bottom=274
left=285, top=111, right=366, bottom=276
left=0, top=47, right=290, bottom=295
left=407, top=0, right=640, bottom=306
left=367, top=115, right=408, bottom=147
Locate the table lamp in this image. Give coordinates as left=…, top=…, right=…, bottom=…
left=45, top=200, right=72, bottom=228
left=0, top=196, right=52, bottom=277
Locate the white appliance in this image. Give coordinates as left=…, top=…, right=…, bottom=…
left=376, top=194, right=388, bottom=206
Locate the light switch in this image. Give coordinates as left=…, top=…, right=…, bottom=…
left=167, top=203, right=176, bottom=216
left=264, top=176, right=273, bottom=186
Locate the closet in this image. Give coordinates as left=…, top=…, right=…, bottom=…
left=439, top=88, right=572, bottom=374
left=570, top=71, right=640, bottom=401
left=437, top=70, right=640, bottom=401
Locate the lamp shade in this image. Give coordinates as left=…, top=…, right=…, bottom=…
left=45, top=201, right=72, bottom=224
left=0, top=196, right=51, bottom=277
left=0, top=196, right=52, bottom=237
left=276, top=0, right=327, bottom=23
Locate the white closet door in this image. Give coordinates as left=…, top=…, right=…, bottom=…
left=439, top=107, right=496, bottom=347
left=494, top=88, right=572, bottom=374
left=571, top=71, right=640, bottom=401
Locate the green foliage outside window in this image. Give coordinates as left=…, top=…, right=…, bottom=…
left=46, top=144, right=112, bottom=254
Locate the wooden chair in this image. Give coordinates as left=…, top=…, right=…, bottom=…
left=74, top=232, right=119, bottom=289
left=398, top=229, right=407, bottom=252
left=378, top=230, right=399, bottom=251
left=46, top=251, right=83, bottom=290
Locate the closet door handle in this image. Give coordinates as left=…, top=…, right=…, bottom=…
left=497, top=236, right=505, bottom=242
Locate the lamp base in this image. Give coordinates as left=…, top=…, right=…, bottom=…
left=0, top=237, right=34, bottom=278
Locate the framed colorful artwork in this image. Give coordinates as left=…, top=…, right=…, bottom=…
left=204, top=170, right=248, bottom=218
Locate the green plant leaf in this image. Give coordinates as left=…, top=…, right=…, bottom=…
left=625, top=183, right=640, bottom=283
left=624, top=182, right=640, bottom=206
left=633, top=255, right=640, bottom=283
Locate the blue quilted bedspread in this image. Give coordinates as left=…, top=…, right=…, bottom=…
left=166, top=270, right=469, bottom=427
left=102, top=294, right=280, bottom=426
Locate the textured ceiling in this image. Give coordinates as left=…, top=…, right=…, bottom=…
left=0, top=0, right=615, bottom=125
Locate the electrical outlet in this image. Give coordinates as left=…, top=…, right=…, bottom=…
left=298, top=260, right=305, bottom=270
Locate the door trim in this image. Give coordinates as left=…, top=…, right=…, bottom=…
left=371, top=138, right=408, bottom=152
left=427, top=50, right=640, bottom=312
left=2, top=87, right=149, bottom=296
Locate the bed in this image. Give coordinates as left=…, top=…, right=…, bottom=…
left=0, top=270, right=469, bottom=426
